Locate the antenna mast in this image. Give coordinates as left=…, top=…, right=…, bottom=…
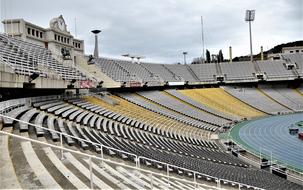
left=201, top=16, right=205, bottom=63
left=74, top=17, right=77, bottom=38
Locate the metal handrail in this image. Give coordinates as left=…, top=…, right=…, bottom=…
left=230, top=138, right=303, bottom=182
left=227, top=127, right=303, bottom=177
left=0, top=114, right=264, bottom=190
left=0, top=114, right=137, bottom=164
left=0, top=130, right=221, bottom=190
left=137, top=156, right=265, bottom=190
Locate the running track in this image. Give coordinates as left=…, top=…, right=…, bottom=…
left=236, top=113, right=303, bottom=171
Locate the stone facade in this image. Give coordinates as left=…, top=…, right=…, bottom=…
left=2, top=15, right=84, bottom=64
left=282, top=46, right=303, bottom=54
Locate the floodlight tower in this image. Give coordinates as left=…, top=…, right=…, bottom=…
left=183, top=52, right=188, bottom=64
left=245, top=10, right=255, bottom=62
left=91, top=30, right=101, bottom=58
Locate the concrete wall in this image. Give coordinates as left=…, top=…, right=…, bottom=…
left=0, top=65, right=69, bottom=89
left=25, top=37, right=45, bottom=47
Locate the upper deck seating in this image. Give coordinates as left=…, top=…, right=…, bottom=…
left=0, top=34, right=87, bottom=81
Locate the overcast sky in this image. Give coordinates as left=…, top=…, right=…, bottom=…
left=0, top=0, right=302, bottom=63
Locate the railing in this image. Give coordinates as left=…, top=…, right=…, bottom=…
left=0, top=96, right=63, bottom=114
left=0, top=114, right=264, bottom=190
left=0, top=130, right=216, bottom=190
left=0, top=98, right=30, bottom=114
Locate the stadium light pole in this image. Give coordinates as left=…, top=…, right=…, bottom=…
left=122, top=54, right=135, bottom=63
left=122, top=54, right=145, bottom=64
left=183, top=52, right=188, bottom=64
left=136, top=56, right=145, bottom=64
left=245, top=10, right=255, bottom=62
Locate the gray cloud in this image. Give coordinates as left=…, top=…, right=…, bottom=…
left=1, top=0, right=302, bottom=63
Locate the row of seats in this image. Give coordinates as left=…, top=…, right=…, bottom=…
left=0, top=34, right=87, bottom=81
left=3, top=97, right=248, bottom=168
left=165, top=89, right=237, bottom=121
left=115, top=60, right=161, bottom=83
left=0, top=35, right=47, bottom=77
left=2, top=97, right=301, bottom=189
left=220, top=62, right=256, bottom=81
left=117, top=92, right=218, bottom=133
left=259, top=85, right=303, bottom=112
left=177, top=88, right=265, bottom=119
left=224, top=86, right=293, bottom=114
left=94, top=54, right=302, bottom=84
left=165, top=64, right=198, bottom=82
left=141, top=63, right=183, bottom=82
left=257, top=60, right=295, bottom=80
left=281, top=53, right=303, bottom=77
left=1, top=130, right=213, bottom=190
left=138, top=91, right=230, bottom=127
left=67, top=98, right=212, bottom=147
left=84, top=95, right=210, bottom=140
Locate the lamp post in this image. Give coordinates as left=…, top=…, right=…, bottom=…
left=122, top=54, right=145, bottom=64
left=183, top=52, right=188, bottom=64
left=91, top=30, right=101, bottom=58
left=245, top=10, right=255, bottom=62
left=136, top=56, right=145, bottom=64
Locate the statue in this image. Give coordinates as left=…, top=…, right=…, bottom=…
left=61, top=47, right=71, bottom=60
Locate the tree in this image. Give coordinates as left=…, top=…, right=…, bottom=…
left=206, top=49, right=211, bottom=63
left=218, top=50, right=224, bottom=63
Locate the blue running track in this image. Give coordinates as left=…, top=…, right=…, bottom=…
left=232, top=113, right=303, bottom=172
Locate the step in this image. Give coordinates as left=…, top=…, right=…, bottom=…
left=83, top=158, right=129, bottom=189
left=173, top=180, right=197, bottom=190
left=21, top=141, right=61, bottom=189
left=130, top=169, right=165, bottom=189
left=64, top=152, right=113, bottom=190
left=160, top=177, right=184, bottom=190
left=150, top=175, right=172, bottom=189
left=116, top=166, right=153, bottom=189
left=43, top=147, right=89, bottom=189
left=9, top=130, right=43, bottom=189
left=0, top=128, right=22, bottom=189
left=102, top=162, right=144, bottom=189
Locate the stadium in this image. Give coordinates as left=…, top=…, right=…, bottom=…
left=0, top=1, right=303, bottom=190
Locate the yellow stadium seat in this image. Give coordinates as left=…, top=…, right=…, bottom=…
left=178, top=88, right=265, bottom=119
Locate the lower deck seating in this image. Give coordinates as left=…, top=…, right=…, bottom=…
left=224, top=86, right=292, bottom=114
left=259, top=85, right=303, bottom=112
left=138, top=90, right=224, bottom=128
left=1, top=95, right=302, bottom=190
left=2, top=131, right=212, bottom=190
left=178, top=88, right=265, bottom=119
left=84, top=95, right=210, bottom=140
left=165, top=89, right=237, bottom=121
left=119, top=92, right=217, bottom=132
